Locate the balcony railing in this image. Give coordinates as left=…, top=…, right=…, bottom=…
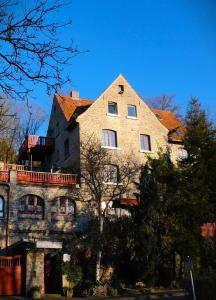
left=2, top=164, right=24, bottom=171
left=17, top=170, right=77, bottom=186
left=0, top=171, right=10, bottom=182
left=19, top=135, right=54, bottom=159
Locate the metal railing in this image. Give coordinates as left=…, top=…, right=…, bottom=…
left=17, top=170, right=77, bottom=186
left=0, top=171, right=10, bottom=182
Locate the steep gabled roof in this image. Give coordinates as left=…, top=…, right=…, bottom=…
left=54, top=93, right=185, bottom=142
left=151, top=108, right=186, bottom=141
left=55, top=94, right=94, bottom=121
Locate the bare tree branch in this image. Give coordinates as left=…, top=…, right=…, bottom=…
left=79, top=134, right=139, bottom=281
left=143, top=94, right=182, bottom=117
left=0, top=0, right=81, bottom=100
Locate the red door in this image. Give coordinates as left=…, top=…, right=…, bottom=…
left=0, top=256, right=22, bottom=295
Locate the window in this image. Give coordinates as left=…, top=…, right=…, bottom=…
left=18, top=195, right=44, bottom=218
left=127, top=105, right=137, bottom=118
left=108, top=102, right=118, bottom=115
left=0, top=196, right=4, bottom=218
left=178, top=147, right=188, bottom=160
left=51, top=197, right=75, bottom=217
left=103, top=130, right=117, bottom=147
left=140, top=134, right=151, bottom=151
left=104, top=165, right=118, bottom=183
left=118, top=85, right=124, bottom=94
left=64, top=139, right=69, bottom=159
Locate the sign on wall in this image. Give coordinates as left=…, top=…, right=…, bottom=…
left=36, top=240, right=62, bottom=249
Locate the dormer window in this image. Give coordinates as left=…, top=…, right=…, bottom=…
left=108, top=102, right=118, bottom=115
left=118, top=85, right=124, bottom=94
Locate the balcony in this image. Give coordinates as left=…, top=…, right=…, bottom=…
left=17, top=170, right=77, bottom=186
left=19, top=135, right=54, bottom=161
left=0, top=171, right=10, bottom=182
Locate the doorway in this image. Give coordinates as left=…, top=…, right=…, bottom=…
left=44, top=254, right=61, bottom=294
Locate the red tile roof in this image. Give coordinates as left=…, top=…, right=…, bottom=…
left=55, top=94, right=94, bottom=121
left=151, top=108, right=186, bottom=141
left=55, top=95, right=185, bottom=142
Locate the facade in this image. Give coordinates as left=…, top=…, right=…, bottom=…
left=0, top=74, right=186, bottom=295
left=47, top=74, right=185, bottom=169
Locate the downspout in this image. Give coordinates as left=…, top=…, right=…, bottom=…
left=0, top=182, right=10, bottom=249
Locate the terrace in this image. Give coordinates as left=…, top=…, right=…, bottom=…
left=19, top=135, right=54, bottom=161
left=0, top=164, right=77, bottom=186
left=16, top=170, right=77, bottom=186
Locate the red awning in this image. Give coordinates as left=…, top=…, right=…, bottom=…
left=201, top=223, right=216, bottom=237
left=120, top=199, right=140, bottom=206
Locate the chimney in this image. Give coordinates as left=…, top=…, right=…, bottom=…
left=70, top=90, right=80, bottom=100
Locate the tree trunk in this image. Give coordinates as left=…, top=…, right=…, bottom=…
left=96, top=207, right=104, bottom=282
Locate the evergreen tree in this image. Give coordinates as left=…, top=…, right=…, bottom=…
left=131, top=151, right=180, bottom=286
left=182, top=97, right=216, bottom=222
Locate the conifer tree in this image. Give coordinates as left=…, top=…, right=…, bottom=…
left=182, top=97, right=216, bottom=222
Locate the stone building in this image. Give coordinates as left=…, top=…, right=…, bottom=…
left=0, top=74, right=185, bottom=296
left=47, top=74, right=186, bottom=170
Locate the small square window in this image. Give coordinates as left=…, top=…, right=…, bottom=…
left=128, top=105, right=137, bottom=118
left=140, top=134, right=151, bottom=151
left=118, top=85, right=124, bottom=94
left=108, top=102, right=118, bottom=115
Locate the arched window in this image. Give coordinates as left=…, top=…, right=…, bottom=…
left=51, top=197, right=75, bottom=217
left=102, top=129, right=117, bottom=148
left=0, top=196, right=4, bottom=218
left=18, top=194, right=44, bottom=219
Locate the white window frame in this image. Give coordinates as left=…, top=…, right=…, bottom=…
left=140, top=134, right=151, bottom=152
left=127, top=105, right=137, bottom=118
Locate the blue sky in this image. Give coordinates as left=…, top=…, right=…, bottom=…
left=37, top=0, right=216, bottom=134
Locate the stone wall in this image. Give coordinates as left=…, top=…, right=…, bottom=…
left=77, top=75, right=169, bottom=165
left=26, top=250, right=44, bottom=294
left=0, top=171, right=90, bottom=250
left=47, top=97, right=81, bottom=170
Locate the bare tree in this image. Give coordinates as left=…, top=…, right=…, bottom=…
left=0, top=96, right=46, bottom=162
left=145, top=94, right=181, bottom=117
left=0, top=97, right=18, bottom=162
left=16, top=98, right=47, bottom=149
left=0, top=0, right=79, bottom=100
left=79, top=135, right=139, bottom=282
